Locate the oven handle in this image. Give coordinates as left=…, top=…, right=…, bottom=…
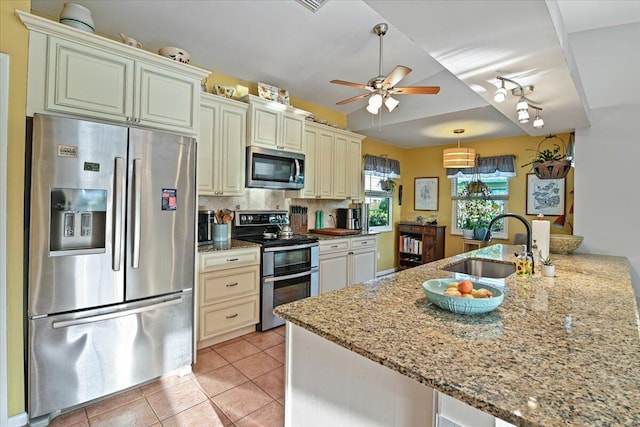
left=263, top=269, right=316, bottom=283
left=263, top=242, right=318, bottom=252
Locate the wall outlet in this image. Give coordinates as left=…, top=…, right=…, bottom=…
left=377, top=252, right=381, bottom=260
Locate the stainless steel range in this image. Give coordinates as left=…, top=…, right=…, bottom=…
left=233, top=211, right=319, bottom=331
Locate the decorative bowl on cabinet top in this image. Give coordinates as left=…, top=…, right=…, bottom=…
left=158, top=46, right=191, bottom=64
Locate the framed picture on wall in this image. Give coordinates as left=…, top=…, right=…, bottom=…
left=526, top=174, right=565, bottom=216
left=414, top=177, right=438, bottom=211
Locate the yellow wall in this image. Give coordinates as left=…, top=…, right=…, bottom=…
left=400, top=133, right=574, bottom=259
left=360, top=138, right=406, bottom=272
left=1, top=0, right=30, bottom=416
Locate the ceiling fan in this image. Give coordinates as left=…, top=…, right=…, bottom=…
left=330, top=23, right=440, bottom=114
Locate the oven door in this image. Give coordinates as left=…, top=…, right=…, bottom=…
left=262, top=243, right=319, bottom=277
left=259, top=268, right=319, bottom=331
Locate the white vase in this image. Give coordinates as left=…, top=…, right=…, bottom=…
left=542, top=264, right=555, bottom=277
left=462, top=229, right=474, bottom=239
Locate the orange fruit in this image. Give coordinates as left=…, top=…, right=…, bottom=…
left=458, top=280, right=473, bottom=294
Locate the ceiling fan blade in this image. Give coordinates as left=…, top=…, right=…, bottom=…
left=391, top=86, right=441, bottom=95
left=381, top=65, right=412, bottom=89
left=330, top=79, right=370, bottom=90
left=336, top=93, right=371, bottom=105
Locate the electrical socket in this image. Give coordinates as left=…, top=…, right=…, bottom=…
left=377, top=252, right=381, bottom=260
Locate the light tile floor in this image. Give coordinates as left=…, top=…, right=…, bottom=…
left=48, top=326, right=286, bottom=427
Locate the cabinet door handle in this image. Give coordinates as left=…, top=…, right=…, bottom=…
left=226, top=313, right=238, bottom=319
left=226, top=282, right=239, bottom=287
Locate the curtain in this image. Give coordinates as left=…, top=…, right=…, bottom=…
left=446, top=155, right=516, bottom=178
left=363, top=154, right=401, bottom=178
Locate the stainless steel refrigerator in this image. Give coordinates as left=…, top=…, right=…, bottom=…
left=27, top=114, right=196, bottom=421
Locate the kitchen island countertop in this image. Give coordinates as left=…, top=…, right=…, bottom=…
left=275, top=244, right=640, bottom=426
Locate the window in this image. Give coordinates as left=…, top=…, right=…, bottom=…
left=451, top=176, right=509, bottom=239
left=364, top=173, right=393, bottom=233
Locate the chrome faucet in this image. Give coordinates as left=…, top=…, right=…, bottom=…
left=484, top=213, right=535, bottom=274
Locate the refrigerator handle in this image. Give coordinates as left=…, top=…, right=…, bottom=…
left=132, top=158, right=142, bottom=269
left=52, top=296, right=183, bottom=328
left=113, top=157, right=125, bottom=271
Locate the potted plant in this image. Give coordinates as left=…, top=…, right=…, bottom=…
left=541, top=255, right=555, bottom=277
left=521, top=136, right=571, bottom=180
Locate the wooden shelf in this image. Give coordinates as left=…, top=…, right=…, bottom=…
left=397, top=222, right=446, bottom=268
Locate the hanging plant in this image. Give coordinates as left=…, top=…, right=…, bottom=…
left=379, top=178, right=396, bottom=193
left=522, top=135, right=571, bottom=179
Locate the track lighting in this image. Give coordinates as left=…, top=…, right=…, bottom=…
left=494, top=76, right=545, bottom=129
left=532, top=106, right=544, bottom=129
left=494, top=80, right=507, bottom=103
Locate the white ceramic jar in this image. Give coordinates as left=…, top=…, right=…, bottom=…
left=59, top=3, right=94, bottom=33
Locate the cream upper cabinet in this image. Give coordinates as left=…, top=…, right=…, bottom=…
left=287, top=122, right=364, bottom=200
left=242, top=94, right=309, bottom=153
left=348, top=136, right=363, bottom=200
left=19, top=11, right=209, bottom=135
left=198, top=94, right=248, bottom=196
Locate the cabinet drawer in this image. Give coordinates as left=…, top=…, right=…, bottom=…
left=199, top=247, right=260, bottom=272
left=200, top=265, right=259, bottom=305
left=319, top=239, right=350, bottom=253
left=199, top=295, right=259, bottom=340
left=399, top=225, right=423, bottom=234
left=350, top=236, right=377, bottom=250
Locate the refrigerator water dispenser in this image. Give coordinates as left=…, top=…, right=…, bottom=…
left=50, top=188, right=106, bottom=254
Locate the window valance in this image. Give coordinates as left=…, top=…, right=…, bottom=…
left=363, top=154, right=401, bottom=178
left=446, top=155, right=516, bottom=179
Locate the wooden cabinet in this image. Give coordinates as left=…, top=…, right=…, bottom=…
left=398, top=223, right=446, bottom=269
left=198, top=94, right=248, bottom=196
left=289, top=122, right=363, bottom=200
left=19, top=12, right=209, bottom=135
left=243, top=94, right=309, bottom=153
left=198, top=247, right=260, bottom=346
left=319, top=235, right=377, bottom=294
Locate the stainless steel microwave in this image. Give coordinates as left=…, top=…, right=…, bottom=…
left=246, top=146, right=305, bottom=190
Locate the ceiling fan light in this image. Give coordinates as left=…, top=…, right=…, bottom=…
left=369, top=93, right=383, bottom=108
left=384, top=96, right=399, bottom=112
left=494, top=87, right=507, bottom=103
left=366, top=103, right=380, bottom=115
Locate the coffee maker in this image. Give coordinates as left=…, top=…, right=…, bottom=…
left=337, top=208, right=361, bottom=230
left=198, top=210, right=216, bottom=244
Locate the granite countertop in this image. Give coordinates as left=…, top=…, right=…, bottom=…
left=198, top=239, right=261, bottom=253
left=275, top=244, right=640, bottom=426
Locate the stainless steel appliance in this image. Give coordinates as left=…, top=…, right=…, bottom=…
left=198, top=210, right=216, bottom=244
left=26, top=114, right=196, bottom=421
left=245, top=146, right=305, bottom=189
left=233, top=211, right=318, bottom=330
left=337, top=207, right=361, bottom=230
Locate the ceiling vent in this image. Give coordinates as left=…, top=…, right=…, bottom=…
left=295, top=0, right=328, bottom=13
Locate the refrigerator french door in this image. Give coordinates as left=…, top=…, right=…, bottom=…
left=27, top=114, right=196, bottom=420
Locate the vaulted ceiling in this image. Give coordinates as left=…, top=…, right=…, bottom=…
left=30, top=0, right=640, bottom=147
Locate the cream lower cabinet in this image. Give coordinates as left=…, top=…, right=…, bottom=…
left=319, top=235, right=377, bottom=294
left=19, top=12, right=208, bottom=135
left=198, top=247, right=260, bottom=347
left=198, top=94, right=248, bottom=195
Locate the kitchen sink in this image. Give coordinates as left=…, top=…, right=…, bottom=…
left=442, top=258, right=516, bottom=279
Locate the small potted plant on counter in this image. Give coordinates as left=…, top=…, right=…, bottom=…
left=541, top=255, right=555, bottom=277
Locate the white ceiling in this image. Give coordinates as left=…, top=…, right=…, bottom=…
left=30, top=0, right=640, bottom=147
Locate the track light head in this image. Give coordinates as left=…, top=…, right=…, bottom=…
left=533, top=111, right=544, bottom=129
left=516, top=98, right=528, bottom=113
left=494, top=79, right=507, bottom=103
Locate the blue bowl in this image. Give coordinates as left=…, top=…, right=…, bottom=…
left=422, top=279, right=504, bottom=315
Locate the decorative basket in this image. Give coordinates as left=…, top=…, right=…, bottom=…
left=532, top=159, right=572, bottom=179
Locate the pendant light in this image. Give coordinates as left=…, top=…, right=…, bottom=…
left=443, top=129, right=476, bottom=168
